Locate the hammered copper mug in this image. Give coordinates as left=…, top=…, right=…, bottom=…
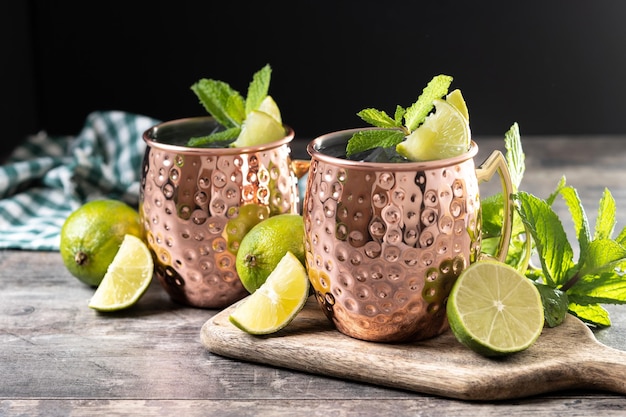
left=139, top=117, right=301, bottom=309
left=303, top=128, right=513, bottom=342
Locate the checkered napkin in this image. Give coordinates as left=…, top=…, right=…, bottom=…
left=0, top=111, right=160, bottom=251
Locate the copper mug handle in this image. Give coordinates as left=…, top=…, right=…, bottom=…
left=475, top=150, right=513, bottom=262
left=291, top=159, right=311, bottom=180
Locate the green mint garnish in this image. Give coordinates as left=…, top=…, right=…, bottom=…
left=190, top=79, right=245, bottom=129
left=404, top=74, right=453, bottom=132
left=484, top=122, right=626, bottom=328
left=186, top=64, right=272, bottom=147
left=186, top=127, right=241, bottom=147
left=345, top=129, right=405, bottom=157
left=345, top=74, right=453, bottom=157
left=504, top=122, right=525, bottom=191
left=245, top=64, right=271, bottom=115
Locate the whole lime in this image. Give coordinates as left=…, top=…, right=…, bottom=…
left=223, top=203, right=271, bottom=255
left=60, top=199, right=144, bottom=286
left=235, top=214, right=305, bottom=293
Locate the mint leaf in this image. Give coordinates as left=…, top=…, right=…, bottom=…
left=504, top=122, right=524, bottom=191
left=534, top=283, right=569, bottom=327
left=577, top=239, right=626, bottom=279
left=404, top=74, right=453, bottom=132
left=245, top=64, right=271, bottom=115
left=481, top=193, right=529, bottom=268
left=568, top=268, right=626, bottom=305
left=186, top=127, right=241, bottom=147
left=480, top=194, right=506, bottom=239
left=568, top=303, right=611, bottom=327
left=514, top=191, right=576, bottom=287
left=559, top=185, right=591, bottom=263
left=594, top=188, right=616, bottom=241
left=394, top=105, right=405, bottom=125
left=346, top=129, right=405, bottom=157
left=191, top=79, right=245, bottom=128
left=225, top=94, right=246, bottom=124
left=356, top=108, right=402, bottom=129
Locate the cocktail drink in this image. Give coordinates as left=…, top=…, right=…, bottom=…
left=303, top=75, right=513, bottom=342
left=139, top=66, right=301, bottom=309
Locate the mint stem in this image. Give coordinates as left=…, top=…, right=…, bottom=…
left=560, top=272, right=580, bottom=293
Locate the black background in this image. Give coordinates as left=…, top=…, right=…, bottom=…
left=4, top=1, right=626, bottom=158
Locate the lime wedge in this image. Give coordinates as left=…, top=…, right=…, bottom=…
left=258, top=95, right=282, bottom=124
left=229, top=251, right=309, bottom=335
left=235, top=214, right=305, bottom=294
left=230, top=109, right=286, bottom=148
left=446, top=89, right=469, bottom=122
left=396, top=98, right=470, bottom=161
left=446, top=260, right=544, bottom=357
left=88, top=234, right=154, bottom=312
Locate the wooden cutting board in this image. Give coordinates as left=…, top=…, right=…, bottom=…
left=200, top=296, right=626, bottom=401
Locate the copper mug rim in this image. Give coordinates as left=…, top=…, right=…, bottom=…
left=143, top=116, right=295, bottom=155
left=307, top=127, right=478, bottom=170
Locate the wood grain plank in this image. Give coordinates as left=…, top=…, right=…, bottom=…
left=4, top=397, right=626, bottom=417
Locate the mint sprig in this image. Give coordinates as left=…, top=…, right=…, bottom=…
left=186, top=64, right=272, bottom=147
left=482, top=123, right=626, bottom=328
left=345, top=74, right=453, bottom=156
left=515, top=186, right=626, bottom=328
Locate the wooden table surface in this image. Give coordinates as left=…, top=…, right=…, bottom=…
left=1, top=136, right=626, bottom=416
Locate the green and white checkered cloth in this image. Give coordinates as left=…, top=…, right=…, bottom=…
left=0, top=111, right=160, bottom=251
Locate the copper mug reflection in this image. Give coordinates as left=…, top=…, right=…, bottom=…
left=303, top=128, right=513, bottom=342
left=140, top=117, right=300, bottom=309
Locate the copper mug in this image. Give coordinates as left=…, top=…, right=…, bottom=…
left=139, top=117, right=300, bottom=308
left=303, top=128, right=513, bottom=342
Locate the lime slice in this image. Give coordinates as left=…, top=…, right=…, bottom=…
left=446, top=89, right=469, bottom=122
left=230, top=109, right=286, bottom=148
left=229, top=251, right=309, bottom=335
left=396, top=98, right=470, bottom=161
left=88, top=234, right=154, bottom=312
left=258, top=95, right=282, bottom=124
left=446, top=260, right=544, bottom=357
